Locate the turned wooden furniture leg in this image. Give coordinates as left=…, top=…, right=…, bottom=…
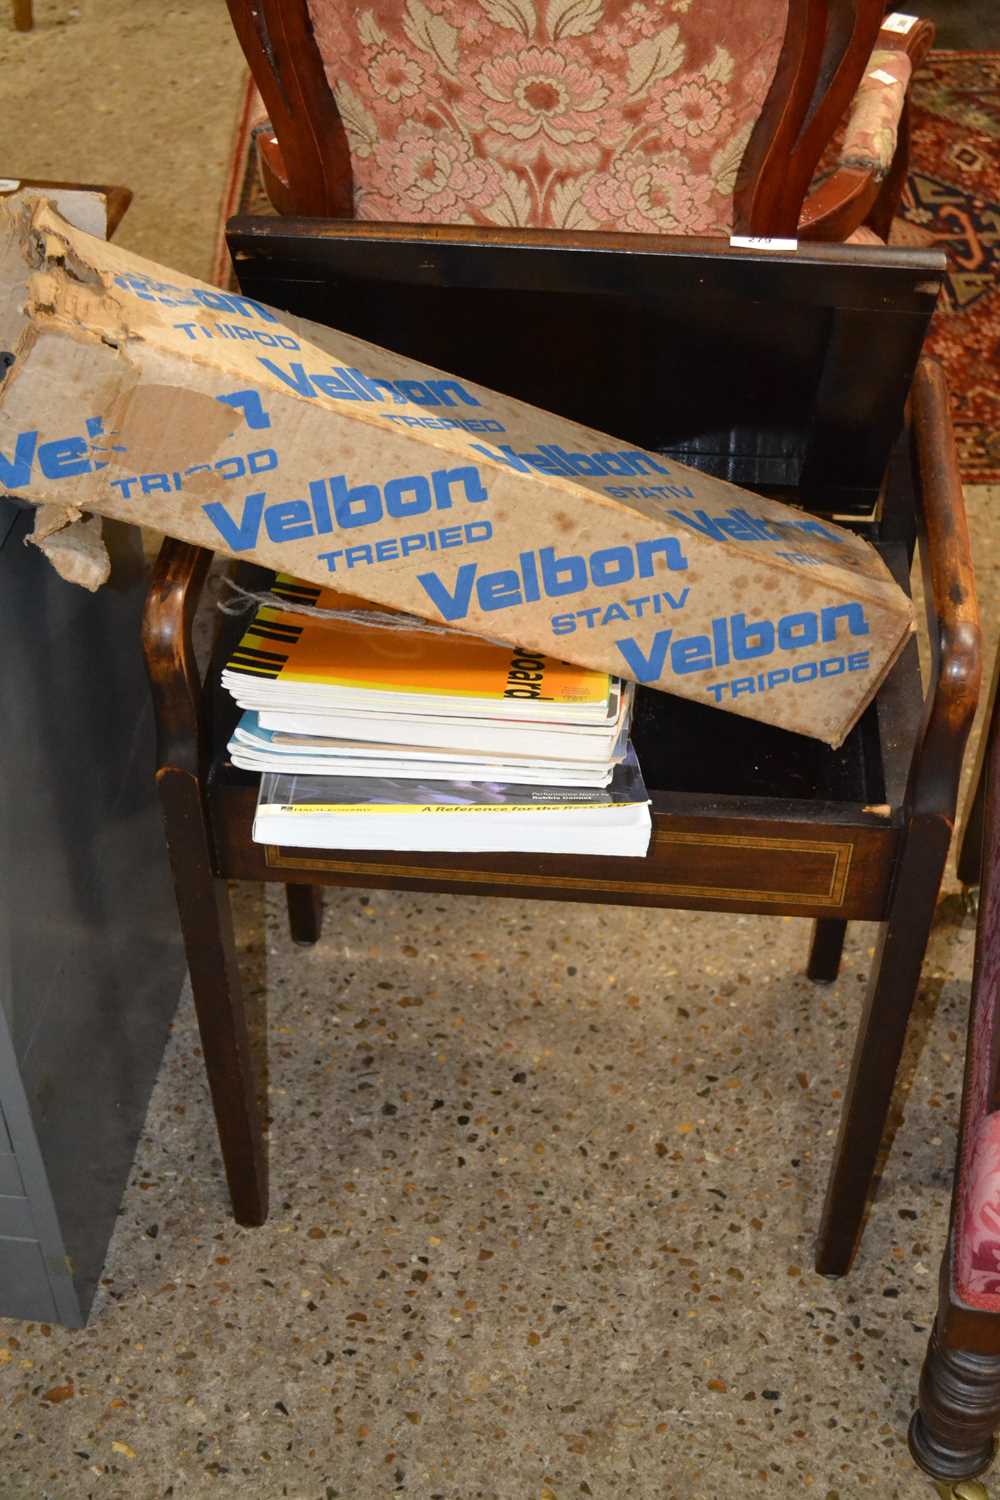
left=807, top=918, right=848, bottom=982
left=910, top=1325, right=1000, bottom=1491
left=815, top=815, right=952, bottom=1276
left=286, top=883, right=324, bottom=946
left=158, top=767, right=268, bottom=1226
left=12, top=0, right=32, bottom=31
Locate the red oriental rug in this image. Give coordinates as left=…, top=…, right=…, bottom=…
left=214, top=51, right=1000, bottom=483
left=892, top=52, right=1000, bottom=483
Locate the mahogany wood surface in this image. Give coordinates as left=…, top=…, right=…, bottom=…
left=225, top=0, right=353, bottom=219
left=212, top=793, right=900, bottom=920
left=911, top=1326, right=1000, bottom=1484
left=142, top=235, right=978, bottom=1298
left=807, top=917, right=848, bottom=981
left=286, top=882, right=324, bottom=945
left=225, top=0, right=886, bottom=238
left=814, top=360, right=981, bottom=1277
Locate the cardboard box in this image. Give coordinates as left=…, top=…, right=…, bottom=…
left=0, top=195, right=914, bottom=746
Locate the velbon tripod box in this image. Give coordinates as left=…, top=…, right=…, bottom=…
left=0, top=194, right=914, bottom=747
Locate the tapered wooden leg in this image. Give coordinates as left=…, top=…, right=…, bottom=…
left=286, top=883, right=324, bottom=946
left=815, top=815, right=952, bottom=1276
left=910, top=1327, right=1000, bottom=1489
left=807, top=919, right=847, bottom=983
left=158, top=767, right=268, bottom=1226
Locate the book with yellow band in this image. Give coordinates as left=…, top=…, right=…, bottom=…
left=223, top=575, right=616, bottom=721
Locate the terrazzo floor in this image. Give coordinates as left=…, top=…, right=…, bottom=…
left=3, top=2, right=1000, bottom=1496
left=1, top=887, right=987, bottom=1500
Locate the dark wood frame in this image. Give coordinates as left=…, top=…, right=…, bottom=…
left=910, top=679, right=1000, bottom=1491
left=226, top=217, right=943, bottom=514
left=142, top=228, right=978, bottom=1292
left=225, top=0, right=903, bottom=238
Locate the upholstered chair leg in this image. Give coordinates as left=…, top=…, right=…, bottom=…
left=814, top=814, right=952, bottom=1276
left=807, top=918, right=848, bottom=982
left=158, top=767, right=268, bottom=1226
left=286, top=883, right=324, bottom=946
left=910, top=1326, right=1000, bottom=1495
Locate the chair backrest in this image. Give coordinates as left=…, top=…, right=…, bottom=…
left=227, top=0, right=885, bottom=235
left=227, top=217, right=943, bottom=514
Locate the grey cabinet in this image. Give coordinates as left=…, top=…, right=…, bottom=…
left=0, top=507, right=184, bottom=1325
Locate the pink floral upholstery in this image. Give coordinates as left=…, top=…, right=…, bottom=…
left=956, top=815, right=1000, bottom=1309
left=837, top=46, right=911, bottom=177
left=305, top=0, right=789, bottom=232
left=958, top=1114, right=1000, bottom=1308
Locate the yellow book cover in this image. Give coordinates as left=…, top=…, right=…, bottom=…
left=225, top=575, right=612, bottom=707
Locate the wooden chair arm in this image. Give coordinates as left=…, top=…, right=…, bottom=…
left=798, top=166, right=882, bottom=241
left=906, top=359, right=981, bottom=821
left=142, top=539, right=214, bottom=778
left=798, top=18, right=934, bottom=242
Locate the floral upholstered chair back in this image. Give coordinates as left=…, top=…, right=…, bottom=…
left=305, top=0, right=790, bottom=234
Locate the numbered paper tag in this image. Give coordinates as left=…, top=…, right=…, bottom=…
left=729, top=235, right=798, bottom=252
left=883, top=12, right=917, bottom=33
left=868, top=67, right=898, bottom=86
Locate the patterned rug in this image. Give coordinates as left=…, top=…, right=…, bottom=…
left=892, top=52, right=1000, bottom=482
left=215, top=51, right=1000, bottom=483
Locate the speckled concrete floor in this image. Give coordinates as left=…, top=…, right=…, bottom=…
left=3, top=5, right=1000, bottom=1497
left=0, top=882, right=989, bottom=1499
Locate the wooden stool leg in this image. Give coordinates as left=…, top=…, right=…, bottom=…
left=910, top=1326, right=1000, bottom=1492
left=287, top=883, right=323, bottom=946
left=13, top=0, right=33, bottom=31
left=814, top=817, right=951, bottom=1276
left=159, top=768, right=268, bottom=1226
left=807, top=918, right=848, bottom=982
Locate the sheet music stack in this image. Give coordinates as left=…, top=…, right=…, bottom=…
left=222, top=576, right=651, bottom=856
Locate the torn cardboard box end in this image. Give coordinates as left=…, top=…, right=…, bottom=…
left=0, top=194, right=916, bottom=748
left=26, top=504, right=110, bottom=592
